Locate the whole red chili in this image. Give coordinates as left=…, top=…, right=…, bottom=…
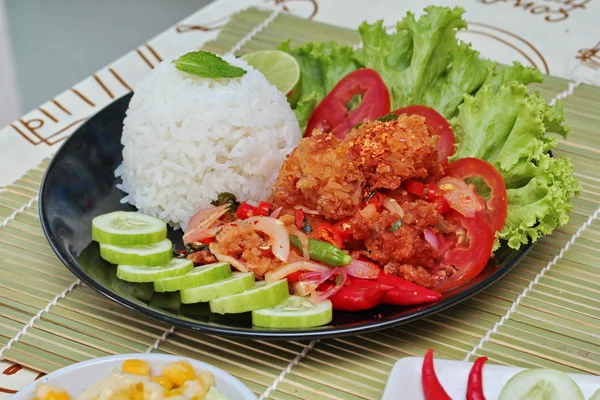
left=422, top=349, right=451, bottom=400
left=328, top=276, right=392, bottom=311
left=467, top=356, right=488, bottom=400
left=375, top=273, right=442, bottom=306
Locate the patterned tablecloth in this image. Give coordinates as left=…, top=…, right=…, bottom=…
left=1, top=0, right=600, bottom=396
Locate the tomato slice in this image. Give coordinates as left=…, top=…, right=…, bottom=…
left=314, top=222, right=343, bottom=248
left=305, top=69, right=390, bottom=138
left=446, top=157, right=507, bottom=233
left=434, top=211, right=495, bottom=293
left=393, top=105, right=455, bottom=165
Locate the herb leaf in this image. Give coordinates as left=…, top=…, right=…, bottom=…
left=173, top=51, right=246, bottom=79
left=390, top=219, right=403, bottom=232
left=210, top=192, right=240, bottom=212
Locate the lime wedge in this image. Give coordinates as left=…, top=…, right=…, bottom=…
left=209, top=279, right=289, bottom=314
left=99, top=238, right=173, bottom=266
left=252, top=296, right=332, bottom=328
left=92, top=211, right=167, bottom=245
left=153, top=262, right=232, bottom=292
left=117, top=258, right=194, bottom=283
left=180, top=272, right=255, bottom=304
left=241, top=50, right=300, bottom=96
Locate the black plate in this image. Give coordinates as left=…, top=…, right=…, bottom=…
left=39, top=94, right=534, bottom=340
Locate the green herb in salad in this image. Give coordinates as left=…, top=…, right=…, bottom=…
left=173, top=51, right=246, bottom=79
left=280, top=5, right=579, bottom=250
left=210, top=191, right=240, bottom=212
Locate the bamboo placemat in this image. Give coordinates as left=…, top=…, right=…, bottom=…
left=1, top=8, right=599, bottom=400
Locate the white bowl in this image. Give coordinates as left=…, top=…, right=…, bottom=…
left=12, top=353, right=257, bottom=399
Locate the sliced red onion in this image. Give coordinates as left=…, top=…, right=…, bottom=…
left=311, top=268, right=347, bottom=303
left=183, top=204, right=230, bottom=244
left=210, top=246, right=249, bottom=273
left=270, top=206, right=283, bottom=219
left=264, top=261, right=333, bottom=282
left=293, top=205, right=320, bottom=215
left=424, top=228, right=440, bottom=251
left=382, top=196, right=404, bottom=217
left=243, top=216, right=290, bottom=262
left=344, top=258, right=380, bottom=279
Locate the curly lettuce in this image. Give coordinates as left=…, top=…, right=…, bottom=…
left=279, top=5, right=579, bottom=249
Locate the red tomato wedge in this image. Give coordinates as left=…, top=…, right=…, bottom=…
left=393, top=105, right=455, bottom=165
left=446, top=157, right=508, bottom=234
left=305, top=69, right=390, bottom=138
left=435, top=211, right=495, bottom=293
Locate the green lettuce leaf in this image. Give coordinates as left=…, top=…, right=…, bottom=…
left=451, top=82, right=580, bottom=248
left=279, top=40, right=359, bottom=131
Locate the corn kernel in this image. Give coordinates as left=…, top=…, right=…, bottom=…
left=151, top=375, right=175, bottom=390
left=162, top=361, right=196, bottom=386
left=164, top=387, right=184, bottom=397
left=45, top=392, right=70, bottom=400
left=132, top=392, right=145, bottom=400
left=197, top=371, right=215, bottom=389
left=122, top=359, right=151, bottom=376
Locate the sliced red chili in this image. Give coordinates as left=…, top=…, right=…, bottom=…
left=364, top=191, right=384, bottom=211
left=314, top=222, right=343, bottom=249
left=295, top=209, right=305, bottom=231
left=236, top=202, right=257, bottom=220
left=333, top=219, right=353, bottom=242
left=256, top=201, right=272, bottom=217
left=198, top=237, right=216, bottom=245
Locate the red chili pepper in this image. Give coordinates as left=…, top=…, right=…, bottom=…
left=432, top=196, right=451, bottom=215
left=198, top=237, right=216, bottom=245
left=375, top=272, right=442, bottom=306
left=327, top=276, right=392, bottom=311
left=467, top=356, right=488, bottom=400
left=285, top=271, right=304, bottom=283
left=333, top=219, right=353, bottom=242
left=314, top=222, right=343, bottom=248
left=256, top=201, right=272, bottom=217
left=295, top=209, right=305, bottom=230
left=236, top=202, right=257, bottom=219
left=364, top=191, right=384, bottom=211
left=422, top=349, right=451, bottom=400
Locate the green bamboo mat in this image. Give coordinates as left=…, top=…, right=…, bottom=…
left=1, top=8, right=600, bottom=400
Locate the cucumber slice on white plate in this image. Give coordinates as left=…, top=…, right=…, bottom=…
left=499, top=368, right=585, bottom=400
left=153, top=262, right=232, bottom=292
left=117, top=258, right=193, bottom=283
left=590, top=389, right=600, bottom=400
left=100, top=238, right=173, bottom=266
left=209, top=279, right=289, bottom=314
left=252, top=296, right=332, bottom=328
left=180, top=272, right=255, bottom=304
left=92, top=211, right=167, bottom=245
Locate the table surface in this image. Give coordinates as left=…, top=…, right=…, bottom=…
left=1, top=0, right=600, bottom=396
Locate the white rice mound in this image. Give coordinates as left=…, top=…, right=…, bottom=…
left=115, top=55, right=301, bottom=229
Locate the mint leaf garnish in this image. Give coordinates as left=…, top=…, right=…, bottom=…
left=173, top=51, right=246, bottom=78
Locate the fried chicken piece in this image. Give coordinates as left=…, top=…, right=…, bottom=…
left=273, top=133, right=364, bottom=220
left=210, top=224, right=282, bottom=278
left=350, top=204, right=438, bottom=272
left=383, top=263, right=437, bottom=288
left=347, top=115, right=444, bottom=191
left=187, top=250, right=217, bottom=265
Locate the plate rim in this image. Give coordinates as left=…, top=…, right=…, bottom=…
left=38, top=93, right=535, bottom=340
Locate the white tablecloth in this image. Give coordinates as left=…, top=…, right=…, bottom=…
left=1, top=0, right=600, bottom=396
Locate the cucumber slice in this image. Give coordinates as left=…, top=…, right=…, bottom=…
left=499, top=368, right=584, bottom=400
left=252, top=296, right=332, bottom=328
left=590, top=389, right=600, bottom=400
left=209, top=279, right=289, bottom=314
left=153, top=262, right=232, bottom=292
left=180, top=272, right=255, bottom=304
left=117, top=258, right=193, bottom=283
left=92, top=211, right=167, bottom=245
left=100, top=238, right=173, bottom=266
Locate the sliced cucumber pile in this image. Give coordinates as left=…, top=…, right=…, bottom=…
left=153, top=262, right=232, bottom=292
left=590, top=389, right=600, bottom=400
left=92, top=211, right=167, bottom=245
left=91, top=211, right=333, bottom=328
left=498, top=368, right=585, bottom=400
left=252, top=296, right=332, bottom=328
left=210, top=279, right=290, bottom=314
left=180, top=272, right=255, bottom=304
left=117, top=258, right=194, bottom=283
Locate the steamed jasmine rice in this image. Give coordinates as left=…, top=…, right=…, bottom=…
left=115, top=55, right=301, bottom=229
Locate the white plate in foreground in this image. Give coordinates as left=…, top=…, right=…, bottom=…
left=382, top=357, right=600, bottom=400
left=12, top=353, right=256, bottom=399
